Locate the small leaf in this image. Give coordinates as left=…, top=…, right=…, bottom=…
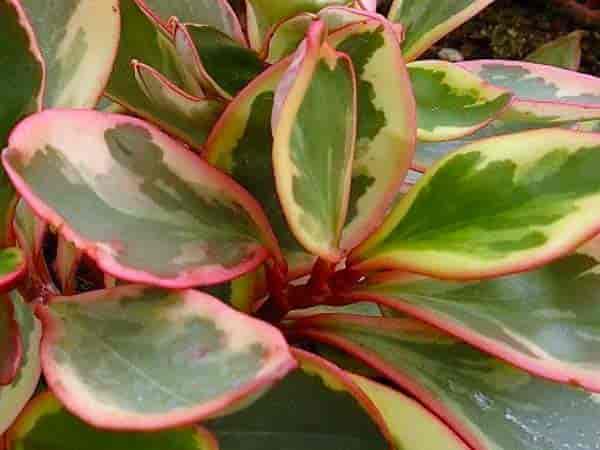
left=526, top=31, right=584, bottom=71
left=297, top=314, right=600, bottom=450
left=351, top=129, right=600, bottom=279
left=273, top=21, right=357, bottom=261
left=408, top=60, right=512, bottom=141
left=133, top=60, right=225, bottom=149
left=55, top=235, right=82, bottom=295
left=0, top=292, right=42, bottom=435
left=19, top=0, right=120, bottom=108
left=37, top=286, right=295, bottom=430
left=173, top=23, right=266, bottom=99
left=245, top=0, right=347, bottom=50
left=206, top=348, right=393, bottom=449
left=263, top=13, right=316, bottom=64
left=6, top=391, right=219, bottom=450
left=388, top=0, right=495, bottom=61
left=0, top=295, right=21, bottom=386
left=142, top=0, right=246, bottom=44
left=352, top=374, right=470, bottom=450
left=3, top=110, right=279, bottom=288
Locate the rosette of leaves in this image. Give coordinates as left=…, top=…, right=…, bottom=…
left=2, top=1, right=600, bottom=449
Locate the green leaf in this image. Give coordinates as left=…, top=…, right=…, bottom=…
left=350, top=129, right=600, bottom=279
left=133, top=60, right=225, bottom=149
left=526, top=31, right=584, bottom=71
left=0, top=292, right=41, bottom=434
left=388, top=0, right=495, bottom=61
left=206, top=348, right=392, bottom=449
left=37, top=286, right=295, bottom=430
left=273, top=21, right=357, bottom=261
left=3, top=110, right=279, bottom=288
left=328, top=18, right=416, bottom=251
left=408, top=60, right=511, bottom=141
left=352, top=374, right=469, bottom=450
left=19, top=0, right=120, bottom=107
left=0, top=295, right=21, bottom=386
left=347, top=236, right=600, bottom=391
left=142, top=0, right=246, bottom=43
left=6, top=391, right=219, bottom=450
left=173, top=23, right=266, bottom=99
left=245, top=0, right=347, bottom=50
left=55, top=235, right=81, bottom=295
left=297, top=314, right=600, bottom=450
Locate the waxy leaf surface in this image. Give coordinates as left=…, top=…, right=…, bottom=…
left=206, top=349, right=392, bottom=449
left=329, top=19, right=416, bottom=251
left=6, top=391, right=219, bottom=450
left=37, top=286, right=295, bottom=430
left=4, top=110, right=277, bottom=288
left=298, top=315, right=600, bottom=450
left=347, top=237, right=600, bottom=391
left=388, top=0, right=495, bottom=61
left=526, top=31, right=584, bottom=71
left=351, top=129, right=600, bottom=280
left=273, top=22, right=357, bottom=261
left=408, top=60, right=511, bottom=141
left=19, top=0, right=120, bottom=108
left=0, top=292, right=41, bottom=435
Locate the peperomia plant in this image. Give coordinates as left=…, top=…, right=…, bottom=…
left=2, top=0, right=600, bottom=449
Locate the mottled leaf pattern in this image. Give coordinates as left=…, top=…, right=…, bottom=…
left=37, top=286, right=295, bottom=430
left=4, top=110, right=278, bottom=287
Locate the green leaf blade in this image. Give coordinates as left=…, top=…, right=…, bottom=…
left=526, top=31, right=584, bottom=71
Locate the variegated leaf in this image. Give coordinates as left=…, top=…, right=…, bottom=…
left=273, top=21, right=357, bottom=261
left=350, top=129, right=600, bottom=280
left=19, top=0, right=119, bottom=108
left=297, top=314, right=600, bottom=450
left=133, top=61, right=225, bottom=149
left=388, top=0, right=495, bottom=61
left=0, top=292, right=41, bottom=434
left=408, top=60, right=511, bottom=141
left=526, top=31, right=584, bottom=71
left=0, top=295, right=21, bottom=386
left=352, top=374, right=469, bottom=450
left=173, top=23, right=266, bottom=99
left=345, top=235, right=600, bottom=391
left=142, top=0, right=246, bottom=43
left=6, top=391, right=219, bottom=450
left=37, top=286, right=295, bottom=430
left=205, top=348, right=393, bottom=449
left=245, top=0, right=347, bottom=50
left=459, top=60, right=600, bottom=122
left=3, top=110, right=279, bottom=288
left=205, top=60, right=314, bottom=277
left=328, top=18, right=416, bottom=251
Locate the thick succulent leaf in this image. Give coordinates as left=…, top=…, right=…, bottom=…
left=37, top=286, right=295, bottom=430
left=346, top=236, right=600, bottom=391
left=0, top=292, right=41, bottom=434
left=133, top=61, right=225, bottom=149
left=352, top=374, right=469, bottom=450
left=106, top=0, right=209, bottom=147
left=272, top=21, right=357, bottom=261
left=297, top=315, right=600, bottom=450
left=3, top=110, right=279, bottom=288
left=0, top=249, right=26, bottom=291
left=203, top=266, right=267, bottom=314
left=55, top=236, right=82, bottom=295
left=19, top=0, right=119, bottom=108
left=351, top=129, right=600, bottom=279
left=526, top=31, right=584, bottom=71
left=142, top=0, right=245, bottom=43
left=206, top=348, right=393, bottom=449
left=245, top=0, right=347, bottom=50
left=0, top=295, right=21, bottom=386
left=459, top=60, right=600, bottom=121
left=0, top=0, right=44, bottom=145
left=388, top=0, right=495, bottom=61
left=174, top=23, right=266, bottom=99
left=408, top=60, right=512, bottom=141
left=6, top=391, right=219, bottom=450
left=205, top=60, right=313, bottom=276
left=263, top=13, right=316, bottom=64
left=328, top=18, right=416, bottom=251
